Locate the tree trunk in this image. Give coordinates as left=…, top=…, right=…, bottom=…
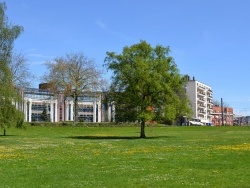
left=4, top=128, right=6, bottom=136
left=140, top=120, right=146, bottom=138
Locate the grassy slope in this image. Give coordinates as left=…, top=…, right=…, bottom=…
left=0, top=125, right=250, bottom=188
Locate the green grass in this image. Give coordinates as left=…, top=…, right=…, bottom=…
left=0, top=125, right=250, bottom=188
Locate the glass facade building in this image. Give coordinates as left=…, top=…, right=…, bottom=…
left=22, top=88, right=58, bottom=122
left=21, top=86, right=113, bottom=123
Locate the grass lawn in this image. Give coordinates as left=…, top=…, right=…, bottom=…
left=0, top=125, right=250, bottom=188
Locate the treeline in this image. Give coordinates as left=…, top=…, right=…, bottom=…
left=0, top=2, right=192, bottom=137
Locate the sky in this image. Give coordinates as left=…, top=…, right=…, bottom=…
left=4, top=0, right=250, bottom=115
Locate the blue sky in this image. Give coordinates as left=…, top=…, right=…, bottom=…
left=4, top=0, right=250, bottom=115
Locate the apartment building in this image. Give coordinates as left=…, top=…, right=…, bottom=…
left=21, top=84, right=114, bottom=123
left=212, top=106, right=234, bottom=126
left=185, top=77, right=213, bottom=125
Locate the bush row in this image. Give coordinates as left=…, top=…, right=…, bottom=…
left=28, top=121, right=169, bottom=127
left=28, top=121, right=139, bottom=127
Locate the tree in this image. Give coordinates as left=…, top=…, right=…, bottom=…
left=0, top=2, right=24, bottom=135
left=40, top=104, right=50, bottom=122
left=213, top=99, right=230, bottom=108
left=9, top=52, right=34, bottom=88
left=43, top=53, right=102, bottom=123
left=0, top=100, right=24, bottom=136
left=104, top=41, right=191, bottom=138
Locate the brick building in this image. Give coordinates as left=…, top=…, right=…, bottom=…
left=212, top=106, right=234, bottom=126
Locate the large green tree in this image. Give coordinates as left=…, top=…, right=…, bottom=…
left=104, top=41, right=191, bottom=138
left=0, top=2, right=24, bottom=135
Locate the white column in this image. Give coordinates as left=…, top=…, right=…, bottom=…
left=108, top=105, right=111, bottom=122
left=54, top=101, right=58, bottom=122
left=93, top=101, right=96, bottom=122
left=70, top=101, right=74, bottom=121
left=65, top=101, right=69, bottom=121
left=98, top=101, right=101, bottom=122
left=50, top=101, right=54, bottom=122
left=112, top=103, right=115, bottom=122
left=23, top=100, right=27, bottom=122
left=28, top=100, right=32, bottom=122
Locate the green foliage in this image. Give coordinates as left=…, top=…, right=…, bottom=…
left=40, top=105, right=50, bottom=122
left=0, top=2, right=23, bottom=63
left=0, top=2, right=24, bottom=135
left=0, top=99, right=24, bottom=135
left=105, top=40, right=191, bottom=137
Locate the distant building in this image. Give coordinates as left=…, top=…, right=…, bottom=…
left=22, top=87, right=58, bottom=122
left=185, top=76, right=213, bottom=125
left=234, top=115, right=250, bottom=126
left=212, top=106, right=234, bottom=126
left=21, top=84, right=114, bottom=123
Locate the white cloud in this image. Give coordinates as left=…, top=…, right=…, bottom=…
left=28, top=60, right=46, bottom=65
left=27, top=53, right=54, bottom=59
left=95, top=19, right=132, bottom=41
left=25, top=53, right=55, bottom=66
left=96, top=20, right=107, bottom=29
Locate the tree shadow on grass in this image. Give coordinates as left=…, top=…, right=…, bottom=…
left=66, top=135, right=173, bottom=140
left=0, top=134, right=17, bottom=137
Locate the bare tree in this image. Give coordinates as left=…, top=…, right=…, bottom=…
left=43, top=52, right=102, bottom=122
left=213, top=99, right=230, bottom=108
left=9, top=52, right=34, bottom=88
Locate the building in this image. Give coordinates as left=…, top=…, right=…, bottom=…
left=234, top=115, right=250, bottom=126
left=22, top=87, right=58, bottom=122
left=212, top=106, right=234, bottom=126
left=21, top=84, right=114, bottom=123
left=185, top=76, right=213, bottom=125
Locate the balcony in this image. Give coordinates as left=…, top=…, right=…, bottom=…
left=207, top=94, right=213, bottom=99
left=198, top=114, right=205, bottom=118
left=198, top=110, right=206, bottom=114
left=207, top=108, right=213, bottom=112
left=198, top=104, right=206, bottom=109
left=207, top=100, right=213, bottom=104
left=197, top=85, right=206, bottom=90
left=197, top=91, right=205, bottom=97
left=197, top=97, right=205, bottom=102
left=207, top=89, right=213, bottom=93
left=207, top=104, right=213, bottom=109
